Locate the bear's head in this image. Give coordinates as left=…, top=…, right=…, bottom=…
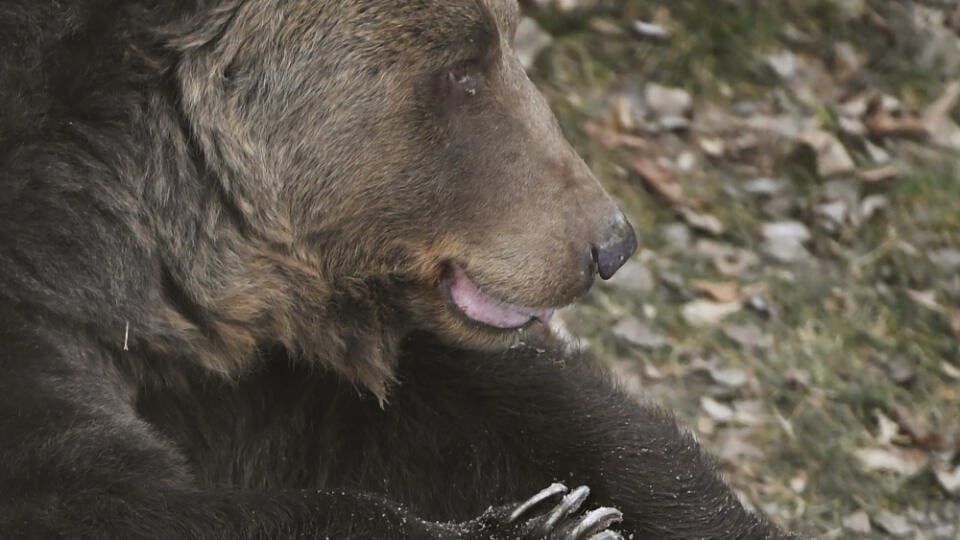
left=170, top=0, right=635, bottom=396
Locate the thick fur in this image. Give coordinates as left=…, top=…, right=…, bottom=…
left=0, top=0, right=795, bottom=538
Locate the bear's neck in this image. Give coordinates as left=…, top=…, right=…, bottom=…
left=132, top=96, right=401, bottom=401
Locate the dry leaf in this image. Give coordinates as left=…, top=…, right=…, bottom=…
left=843, top=510, right=871, bottom=534
left=645, top=83, right=692, bottom=118
left=698, top=137, right=725, bottom=157
left=679, top=208, right=725, bottom=235
left=934, top=465, right=960, bottom=496
left=723, top=323, right=773, bottom=350
left=865, top=94, right=927, bottom=138
left=632, top=156, right=685, bottom=207
left=784, top=369, right=811, bottom=388
left=701, top=397, right=734, bottom=423
left=906, top=289, right=941, bottom=311
left=893, top=405, right=947, bottom=451
left=857, top=164, right=899, bottom=183
left=874, top=410, right=900, bottom=446
left=887, top=360, right=916, bottom=386
left=923, top=80, right=960, bottom=150
left=942, top=362, right=960, bottom=381
left=797, top=129, right=856, bottom=178
left=865, top=111, right=927, bottom=138
left=707, top=366, right=748, bottom=388
left=762, top=221, right=811, bottom=262
left=789, top=471, right=807, bottom=494
left=732, top=400, right=767, bottom=426
left=692, top=280, right=740, bottom=303
left=950, top=310, right=960, bottom=339
left=716, top=429, right=764, bottom=462
left=854, top=447, right=927, bottom=476
left=694, top=240, right=759, bottom=276
left=582, top=120, right=650, bottom=150
left=682, top=300, right=743, bottom=326
left=612, top=317, right=667, bottom=350
left=873, top=511, right=915, bottom=538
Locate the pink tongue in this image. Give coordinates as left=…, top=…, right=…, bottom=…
left=449, top=266, right=554, bottom=329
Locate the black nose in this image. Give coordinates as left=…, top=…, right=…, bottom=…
left=593, top=215, right=638, bottom=280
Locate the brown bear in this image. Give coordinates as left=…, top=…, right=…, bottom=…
left=0, top=0, right=795, bottom=538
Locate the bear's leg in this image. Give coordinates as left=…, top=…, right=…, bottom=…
left=136, top=335, right=795, bottom=539
left=367, top=337, right=798, bottom=540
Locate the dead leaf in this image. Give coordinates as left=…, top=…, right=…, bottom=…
left=907, top=289, right=941, bottom=311
left=679, top=207, right=725, bottom=235
left=701, top=396, right=734, bottom=422
left=789, top=471, right=807, bottom=494
left=692, top=280, right=740, bottom=303
left=723, top=323, right=773, bottom=350
left=923, top=80, right=960, bottom=150
left=933, top=248, right=960, bottom=273
left=784, top=369, right=811, bottom=388
left=843, top=510, right=871, bottom=534
left=742, top=177, right=789, bottom=196
left=612, top=317, right=667, bottom=350
left=762, top=221, right=811, bottom=262
left=732, top=400, right=766, bottom=426
left=893, top=405, right=947, bottom=451
left=797, top=129, right=856, bottom=178
left=612, top=95, right=636, bottom=131
left=632, top=157, right=685, bottom=207
left=942, top=362, right=960, bottom=381
left=934, top=465, right=960, bottom=496
left=866, top=111, right=927, bottom=138
left=707, top=366, right=748, bottom=388
left=645, top=83, right=692, bottom=119
left=630, top=20, right=670, bottom=40
left=887, top=360, right=916, bottom=386
left=603, top=259, right=655, bottom=294
left=698, top=137, right=725, bottom=157
left=716, top=429, right=763, bottom=463
left=694, top=240, right=759, bottom=276
left=865, top=94, right=927, bottom=138
left=857, top=164, right=899, bottom=184
left=874, top=410, right=901, bottom=446
left=859, top=195, right=888, bottom=222
left=582, top=121, right=650, bottom=150
left=873, top=511, right=915, bottom=538
left=854, top=447, right=927, bottom=476
left=681, top=300, right=743, bottom=326
left=950, top=310, right=960, bottom=339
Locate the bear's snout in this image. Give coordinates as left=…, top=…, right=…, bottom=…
left=592, top=213, right=638, bottom=280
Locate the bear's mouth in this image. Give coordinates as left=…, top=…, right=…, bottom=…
left=445, top=264, right=555, bottom=330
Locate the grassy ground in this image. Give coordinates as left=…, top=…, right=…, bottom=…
left=528, top=1, right=960, bottom=537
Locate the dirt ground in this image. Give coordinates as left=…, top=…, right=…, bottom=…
left=523, top=1, right=960, bottom=537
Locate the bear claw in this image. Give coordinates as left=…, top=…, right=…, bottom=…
left=509, top=482, right=569, bottom=523
left=505, top=483, right=622, bottom=540
left=541, top=485, right=590, bottom=531
left=567, top=507, right=624, bottom=540
left=588, top=531, right=624, bottom=540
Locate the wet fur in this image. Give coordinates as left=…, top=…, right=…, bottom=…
left=0, top=1, right=794, bottom=538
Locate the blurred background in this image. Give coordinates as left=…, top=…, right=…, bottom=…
left=518, top=1, right=960, bottom=538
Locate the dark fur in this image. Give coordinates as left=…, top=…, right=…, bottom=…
left=0, top=1, right=795, bottom=538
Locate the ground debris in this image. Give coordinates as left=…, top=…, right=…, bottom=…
left=530, top=0, right=960, bottom=534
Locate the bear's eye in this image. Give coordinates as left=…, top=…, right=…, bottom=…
left=448, top=64, right=480, bottom=97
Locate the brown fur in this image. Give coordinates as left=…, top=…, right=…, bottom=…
left=0, top=2, right=797, bottom=537
left=119, top=0, right=627, bottom=399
